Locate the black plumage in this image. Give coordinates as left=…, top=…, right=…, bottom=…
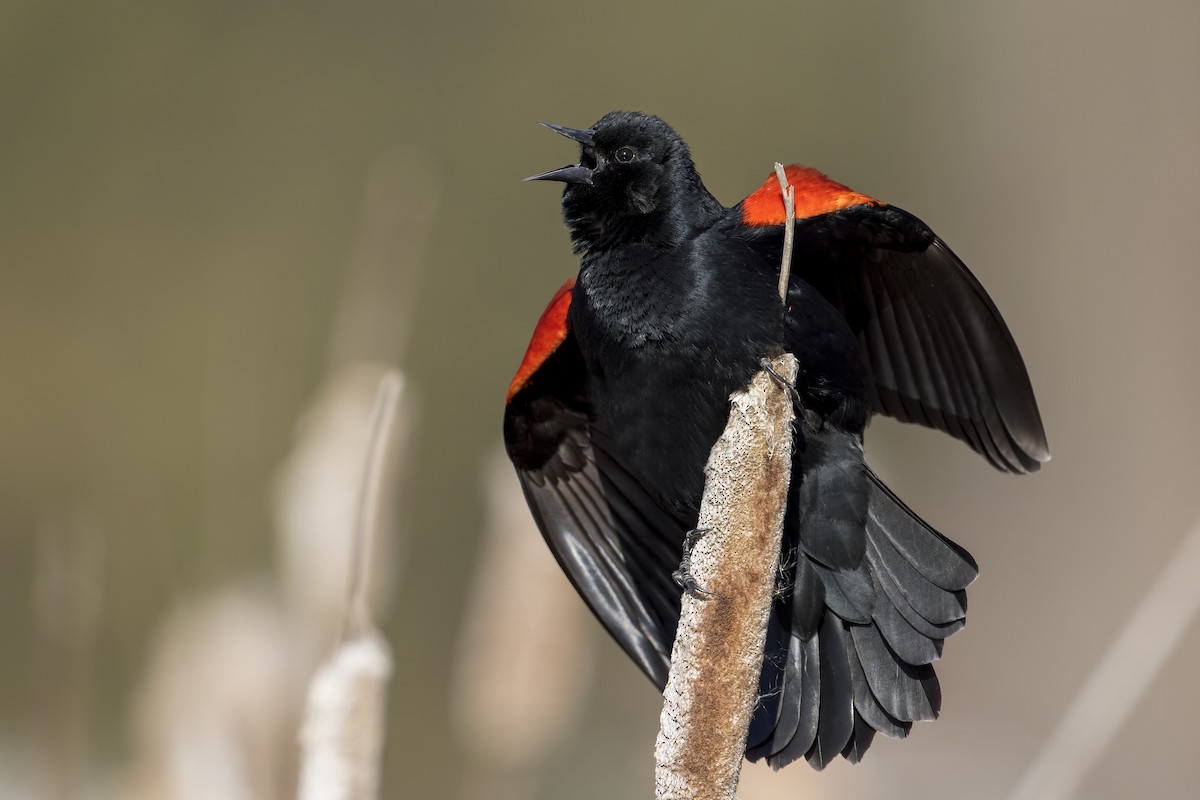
left=505, top=111, right=1047, bottom=768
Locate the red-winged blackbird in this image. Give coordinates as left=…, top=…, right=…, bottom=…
left=504, top=112, right=1048, bottom=769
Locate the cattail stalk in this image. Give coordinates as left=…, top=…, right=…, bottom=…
left=297, top=372, right=402, bottom=800
left=653, top=356, right=798, bottom=799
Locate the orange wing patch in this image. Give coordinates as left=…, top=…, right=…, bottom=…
left=506, top=276, right=576, bottom=403
left=741, top=164, right=880, bottom=227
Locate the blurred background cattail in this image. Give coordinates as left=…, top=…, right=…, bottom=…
left=2, top=3, right=1199, bottom=799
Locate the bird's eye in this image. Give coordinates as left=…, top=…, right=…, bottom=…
left=614, top=146, right=637, bottom=164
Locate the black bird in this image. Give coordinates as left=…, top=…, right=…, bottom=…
left=504, top=111, right=1048, bottom=769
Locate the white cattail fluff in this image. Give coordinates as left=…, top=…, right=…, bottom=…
left=297, top=633, right=394, bottom=800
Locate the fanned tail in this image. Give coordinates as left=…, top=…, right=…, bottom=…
left=746, top=430, right=977, bottom=769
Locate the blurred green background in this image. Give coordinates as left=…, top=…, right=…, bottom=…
left=3, top=1, right=1200, bottom=798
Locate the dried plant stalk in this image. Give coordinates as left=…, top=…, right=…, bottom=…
left=654, top=353, right=798, bottom=800
left=296, top=373, right=402, bottom=800
left=297, top=633, right=393, bottom=800
left=772, top=162, right=796, bottom=302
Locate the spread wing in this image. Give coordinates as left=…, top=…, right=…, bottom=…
left=737, top=165, right=1049, bottom=473
left=503, top=281, right=688, bottom=686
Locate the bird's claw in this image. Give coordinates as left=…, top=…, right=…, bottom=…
left=673, top=527, right=714, bottom=598
left=760, top=357, right=803, bottom=411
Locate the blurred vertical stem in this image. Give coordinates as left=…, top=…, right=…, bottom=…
left=1009, top=516, right=1200, bottom=800
left=342, top=373, right=403, bottom=641
left=297, top=372, right=403, bottom=800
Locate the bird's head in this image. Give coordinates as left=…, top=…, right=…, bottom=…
left=527, top=111, right=719, bottom=253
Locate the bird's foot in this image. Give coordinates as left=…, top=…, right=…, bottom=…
left=673, top=527, right=714, bottom=598
left=760, top=357, right=803, bottom=411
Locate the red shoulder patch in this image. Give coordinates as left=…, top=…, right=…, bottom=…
left=740, top=164, right=880, bottom=227
left=506, top=276, right=576, bottom=403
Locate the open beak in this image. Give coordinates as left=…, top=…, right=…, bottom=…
left=524, top=164, right=594, bottom=184
left=524, top=121, right=596, bottom=184
left=538, top=121, right=595, bottom=146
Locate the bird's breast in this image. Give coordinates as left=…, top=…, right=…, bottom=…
left=570, top=255, right=781, bottom=516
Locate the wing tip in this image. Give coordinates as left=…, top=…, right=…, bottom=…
left=997, top=433, right=1051, bottom=474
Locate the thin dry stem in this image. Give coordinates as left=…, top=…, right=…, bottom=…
left=343, top=372, right=403, bottom=640
left=773, top=163, right=796, bottom=303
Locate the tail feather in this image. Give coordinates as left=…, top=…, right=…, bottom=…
left=871, top=576, right=945, bottom=664
left=841, top=717, right=879, bottom=764
left=851, top=623, right=941, bottom=722
left=796, top=432, right=868, bottom=568
left=790, top=556, right=825, bottom=638
left=746, top=432, right=977, bottom=769
left=846, top=630, right=912, bottom=739
left=868, top=469, right=978, bottom=590
left=871, top=530, right=968, bottom=625
left=767, top=635, right=806, bottom=760
left=807, top=611, right=855, bottom=770
left=767, top=635, right=820, bottom=768
left=813, top=561, right=875, bottom=624
left=745, top=615, right=788, bottom=752
left=872, top=536, right=967, bottom=640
